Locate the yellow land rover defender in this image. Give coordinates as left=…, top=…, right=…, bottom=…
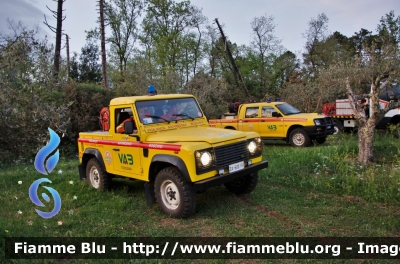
left=78, top=94, right=268, bottom=218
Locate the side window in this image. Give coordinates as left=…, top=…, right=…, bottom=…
left=115, top=108, right=133, bottom=133
left=245, top=107, right=259, bottom=118
left=261, top=106, right=276, bottom=117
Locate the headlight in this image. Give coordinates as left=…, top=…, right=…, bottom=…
left=248, top=141, right=257, bottom=154
left=247, top=137, right=263, bottom=158
left=314, top=119, right=321, bottom=126
left=195, top=149, right=215, bottom=174
left=200, top=152, right=212, bottom=166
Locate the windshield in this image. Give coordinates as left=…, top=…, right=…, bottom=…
left=135, top=97, right=203, bottom=125
left=276, top=103, right=302, bottom=115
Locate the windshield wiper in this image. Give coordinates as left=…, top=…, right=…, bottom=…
left=173, top=114, right=195, bottom=121
left=148, top=115, right=171, bottom=124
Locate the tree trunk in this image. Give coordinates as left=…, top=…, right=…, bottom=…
left=357, top=120, right=375, bottom=163
left=66, top=34, right=70, bottom=80
left=99, top=0, right=109, bottom=89
left=346, top=78, right=380, bottom=164
left=54, top=0, right=64, bottom=79
left=215, top=19, right=250, bottom=98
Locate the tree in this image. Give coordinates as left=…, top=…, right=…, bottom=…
left=180, top=7, right=206, bottom=85
left=44, top=0, right=66, bottom=80
left=302, top=13, right=330, bottom=77
left=0, top=21, right=70, bottom=162
left=98, top=0, right=109, bottom=89
left=104, top=0, right=144, bottom=82
left=250, top=14, right=281, bottom=95
left=141, top=0, right=205, bottom=91
left=215, top=18, right=250, bottom=98
left=321, top=37, right=400, bottom=164
left=377, top=10, right=400, bottom=46
left=0, top=20, right=54, bottom=92
left=268, top=51, right=299, bottom=96
left=68, top=41, right=102, bottom=83
left=79, top=42, right=102, bottom=83
left=69, top=52, right=79, bottom=81
left=350, top=28, right=375, bottom=58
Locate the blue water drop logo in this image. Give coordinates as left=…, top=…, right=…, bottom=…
left=34, top=128, right=60, bottom=175
left=30, top=128, right=62, bottom=218
left=29, top=178, right=62, bottom=219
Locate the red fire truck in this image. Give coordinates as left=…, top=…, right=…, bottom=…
left=323, top=97, right=400, bottom=134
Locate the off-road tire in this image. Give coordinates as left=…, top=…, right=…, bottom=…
left=315, top=137, right=327, bottom=144
left=154, top=167, right=196, bottom=218
left=86, top=158, right=111, bottom=190
left=333, top=121, right=342, bottom=135
left=289, top=128, right=310, bottom=147
left=224, top=173, right=258, bottom=195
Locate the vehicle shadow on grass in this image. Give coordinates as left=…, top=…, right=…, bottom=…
left=109, top=176, right=234, bottom=201
left=108, top=176, right=239, bottom=204
left=262, top=140, right=291, bottom=147
left=262, top=140, right=335, bottom=147
left=109, top=177, right=145, bottom=193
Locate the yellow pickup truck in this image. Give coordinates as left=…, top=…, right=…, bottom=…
left=209, top=101, right=334, bottom=147
left=78, top=94, right=268, bottom=218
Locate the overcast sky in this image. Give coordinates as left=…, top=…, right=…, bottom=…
left=1, top=0, right=399, bottom=57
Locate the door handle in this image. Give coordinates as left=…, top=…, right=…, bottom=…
left=113, top=148, right=120, bottom=151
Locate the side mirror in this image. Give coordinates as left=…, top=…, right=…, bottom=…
left=272, top=112, right=281, bottom=117
left=124, top=121, right=134, bottom=134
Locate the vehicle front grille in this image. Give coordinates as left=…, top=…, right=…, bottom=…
left=214, top=141, right=249, bottom=168
left=325, top=117, right=333, bottom=125
left=317, top=117, right=333, bottom=125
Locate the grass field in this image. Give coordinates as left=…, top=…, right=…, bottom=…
left=1, top=132, right=399, bottom=263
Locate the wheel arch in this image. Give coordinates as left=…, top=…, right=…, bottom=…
left=390, top=115, right=400, bottom=125
left=79, top=148, right=106, bottom=180
left=149, top=154, right=191, bottom=183
left=286, top=125, right=303, bottom=143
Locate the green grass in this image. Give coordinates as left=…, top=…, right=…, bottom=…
left=1, top=133, right=400, bottom=263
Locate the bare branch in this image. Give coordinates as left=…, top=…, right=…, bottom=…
left=46, top=5, right=57, bottom=16
left=43, top=15, right=56, bottom=33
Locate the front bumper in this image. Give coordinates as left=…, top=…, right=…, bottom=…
left=193, top=160, right=268, bottom=192
left=303, top=125, right=334, bottom=138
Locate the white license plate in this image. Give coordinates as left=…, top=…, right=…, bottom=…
left=229, top=161, right=244, bottom=173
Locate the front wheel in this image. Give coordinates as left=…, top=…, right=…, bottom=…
left=289, top=128, right=310, bottom=147
left=154, top=167, right=196, bottom=218
left=333, top=121, right=342, bottom=135
left=224, top=173, right=258, bottom=195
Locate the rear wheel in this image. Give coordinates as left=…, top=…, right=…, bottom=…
left=224, top=173, right=258, bottom=195
left=154, top=167, right=196, bottom=218
left=289, top=128, right=310, bottom=147
left=86, top=158, right=111, bottom=190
